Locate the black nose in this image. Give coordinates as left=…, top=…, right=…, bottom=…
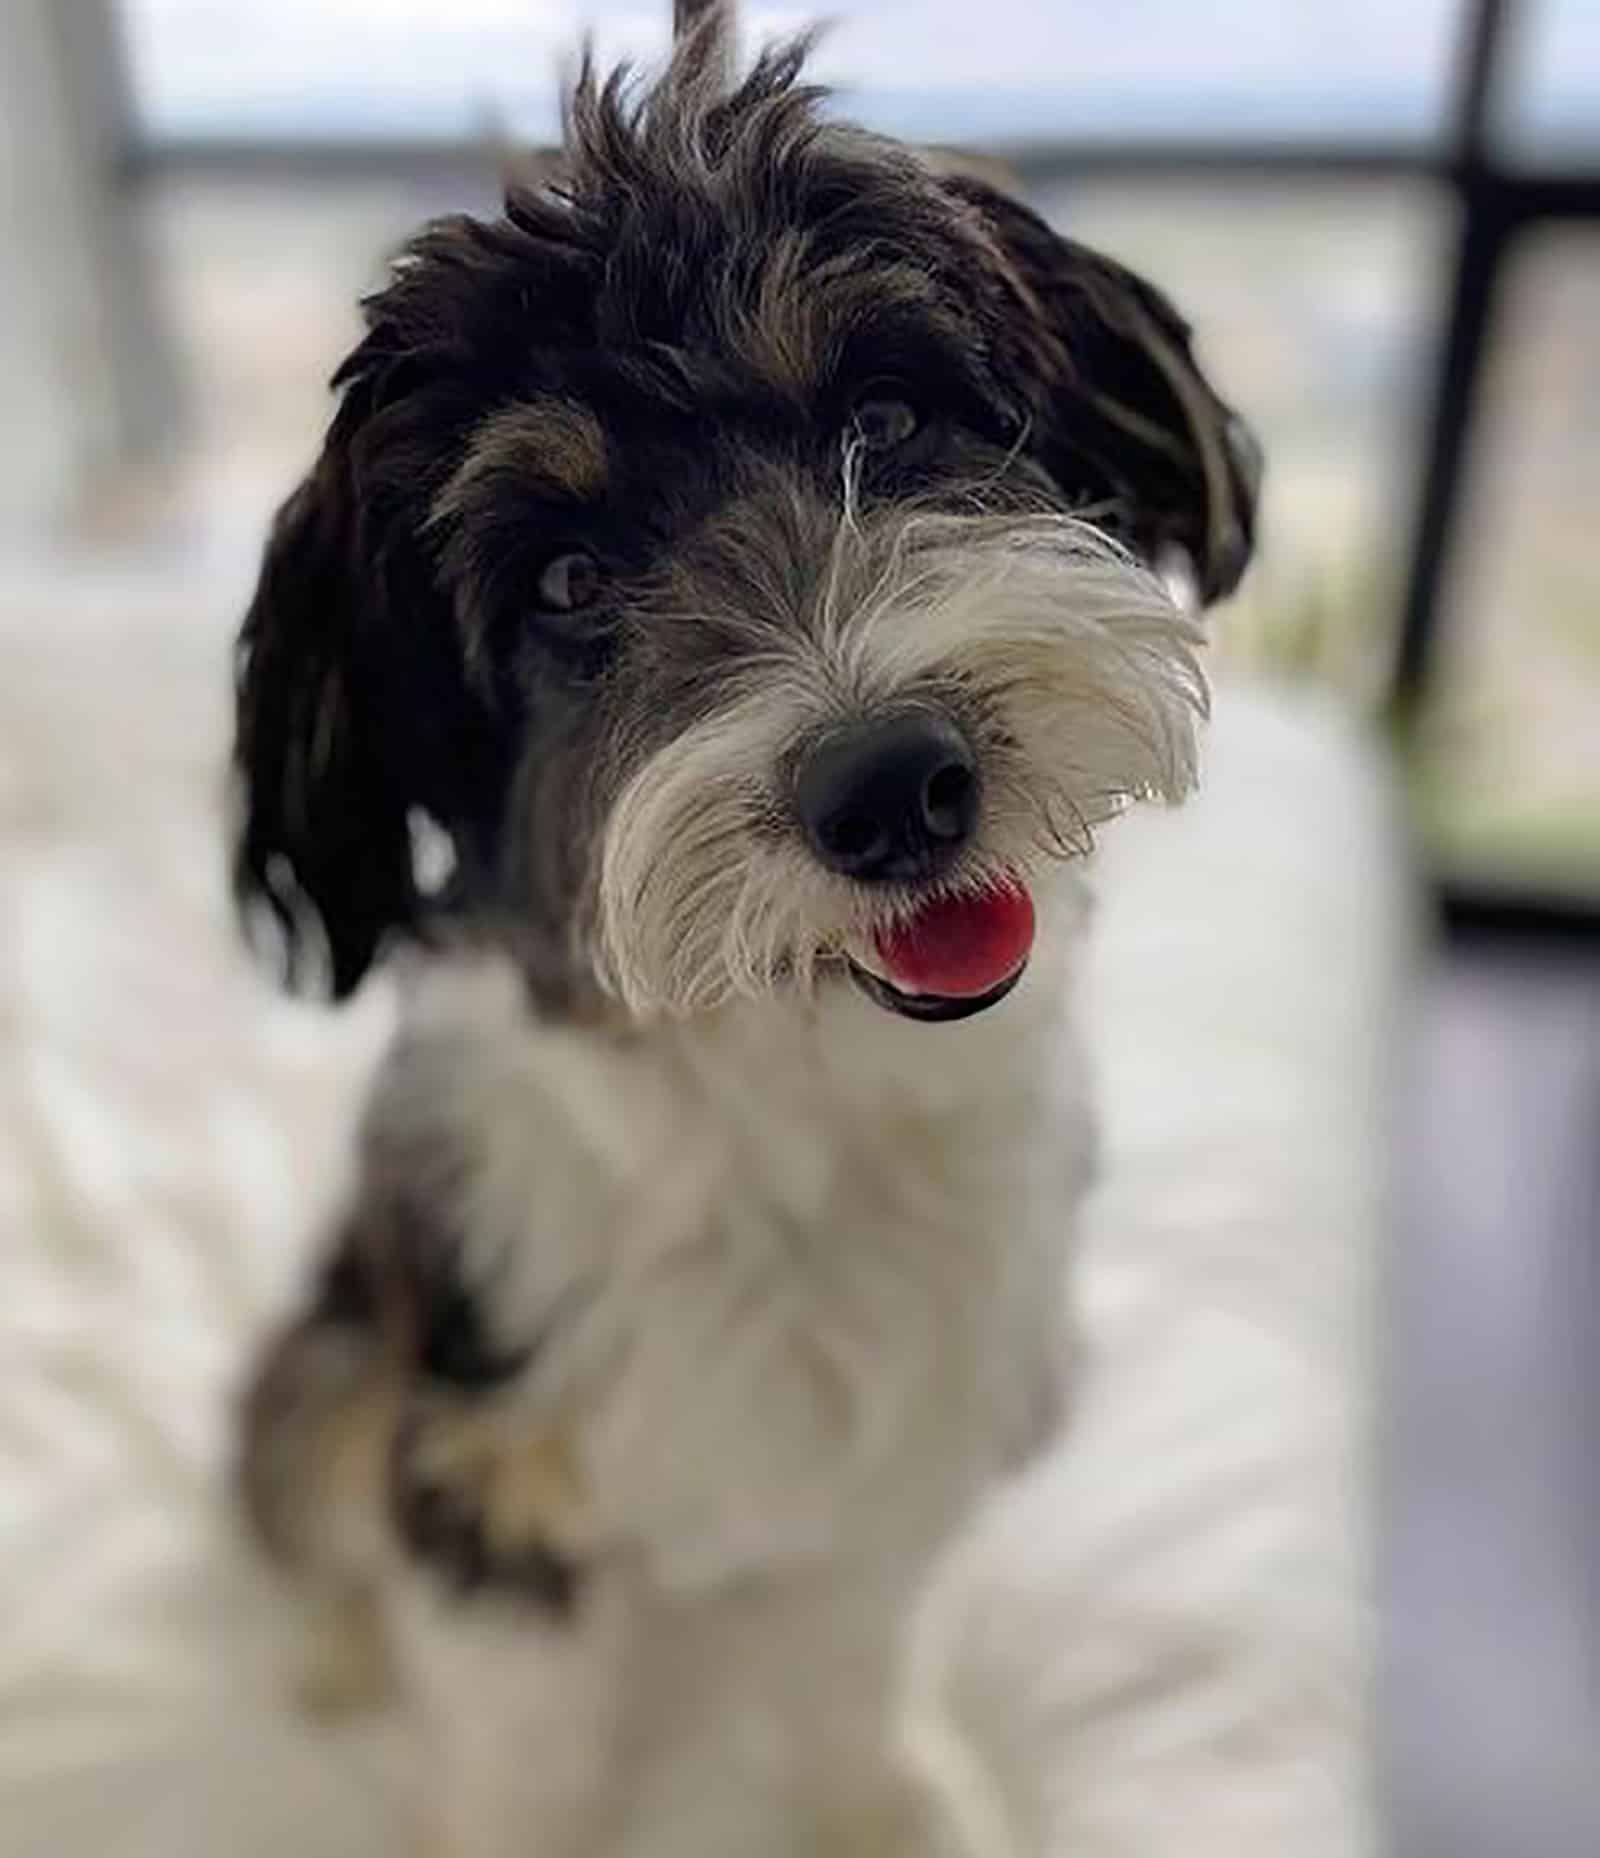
left=795, top=714, right=980, bottom=881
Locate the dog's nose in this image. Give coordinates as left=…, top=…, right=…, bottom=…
left=795, top=714, right=979, bottom=881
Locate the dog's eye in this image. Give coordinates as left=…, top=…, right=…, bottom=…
left=536, top=550, right=601, bottom=615
left=850, top=395, right=919, bottom=453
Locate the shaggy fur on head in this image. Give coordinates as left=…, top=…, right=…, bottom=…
left=232, top=27, right=1256, bottom=1011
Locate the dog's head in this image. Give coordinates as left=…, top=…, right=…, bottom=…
left=233, top=28, right=1259, bottom=1022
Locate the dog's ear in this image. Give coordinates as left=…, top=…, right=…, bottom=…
left=947, top=176, right=1261, bottom=604
left=233, top=206, right=600, bottom=998
left=232, top=420, right=420, bottom=999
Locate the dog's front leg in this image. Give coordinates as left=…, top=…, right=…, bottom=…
left=353, top=1187, right=632, bottom=1858
left=387, top=1377, right=633, bottom=1858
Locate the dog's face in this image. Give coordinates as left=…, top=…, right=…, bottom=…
left=234, top=32, right=1258, bottom=1021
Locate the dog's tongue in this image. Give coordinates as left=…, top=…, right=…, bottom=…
left=873, top=882, right=1035, bottom=999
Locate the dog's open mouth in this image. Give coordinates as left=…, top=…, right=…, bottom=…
left=849, top=881, right=1035, bottom=1022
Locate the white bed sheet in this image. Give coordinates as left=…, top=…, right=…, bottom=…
left=0, top=604, right=1409, bottom=1856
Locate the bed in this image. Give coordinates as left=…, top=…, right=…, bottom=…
left=0, top=581, right=1408, bottom=1855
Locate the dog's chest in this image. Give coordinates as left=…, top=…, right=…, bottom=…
left=386, top=957, right=1090, bottom=1586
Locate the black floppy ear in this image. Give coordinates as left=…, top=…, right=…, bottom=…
left=232, top=432, right=418, bottom=999
left=232, top=203, right=594, bottom=999
left=948, top=176, right=1262, bottom=604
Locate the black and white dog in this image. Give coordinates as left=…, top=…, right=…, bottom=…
left=236, top=25, right=1257, bottom=1858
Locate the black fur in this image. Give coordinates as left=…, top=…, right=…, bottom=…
left=232, top=32, right=1257, bottom=1005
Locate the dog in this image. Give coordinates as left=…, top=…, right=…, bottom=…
left=233, top=22, right=1258, bottom=1858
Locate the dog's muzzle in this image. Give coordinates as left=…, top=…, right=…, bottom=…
left=792, top=715, right=1034, bottom=1022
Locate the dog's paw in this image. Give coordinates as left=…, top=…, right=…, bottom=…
left=391, top=1395, right=592, bottom=1612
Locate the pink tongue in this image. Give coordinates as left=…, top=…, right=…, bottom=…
left=873, top=882, right=1035, bottom=999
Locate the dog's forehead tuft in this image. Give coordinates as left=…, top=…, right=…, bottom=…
left=562, top=31, right=833, bottom=212
left=546, top=33, right=1007, bottom=389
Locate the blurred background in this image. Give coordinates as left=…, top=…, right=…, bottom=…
left=9, top=0, right=1598, bottom=888
left=1, top=2, right=1596, bottom=1854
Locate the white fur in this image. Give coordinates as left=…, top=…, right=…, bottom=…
left=371, top=866, right=1094, bottom=1858
left=348, top=515, right=1208, bottom=1855
left=596, top=514, right=1203, bottom=1016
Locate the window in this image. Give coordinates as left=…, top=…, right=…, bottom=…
left=824, top=0, right=1461, bottom=146
left=1500, top=0, right=1600, bottom=164
left=1048, top=180, right=1442, bottom=694
left=122, top=0, right=654, bottom=143
left=123, top=0, right=1468, bottom=148
left=117, top=0, right=1600, bottom=916
left=1415, top=228, right=1600, bottom=895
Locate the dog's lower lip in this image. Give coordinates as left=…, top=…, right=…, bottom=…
left=846, top=958, right=1026, bottom=1022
